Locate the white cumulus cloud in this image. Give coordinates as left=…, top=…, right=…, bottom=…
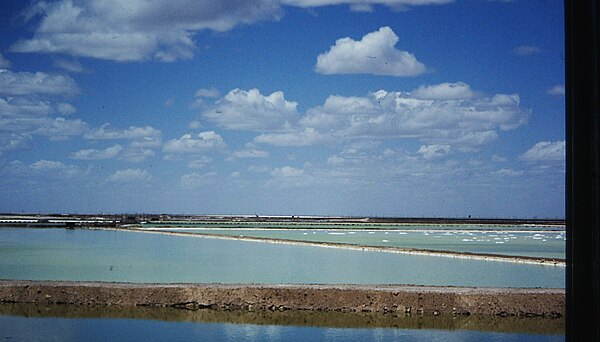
left=521, top=141, right=565, bottom=162
left=0, top=97, right=54, bottom=117
left=412, top=82, right=475, bottom=100
left=188, top=156, right=212, bottom=169
left=417, top=144, right=451, bottom=159
left=281, top=0, right=453, bottom=9
left=231, top=148, right=270, bottom=159
left=30, top=159, right=68, bottom=171
left=0, top=134, right=32, bottom=156
left=163, top=131, right=226, bottom=153
left=57, top=102, right=76, bottom=115
left=0, top=53, right=11, bottom=68
left=85, top=124, right=160, bottom=140
left=195, top=87, right=220, bottom=98
left=251, top=82, right=526, bottom=153
left=254, top=127, right=332, bottom=146
left=109, top=168, right=152, bottom=182
left=180, top=171, right=217, bottom=188
left=11, top=1, right=455, bottom=62
left=315, top=26, right=426, bottom=77
left=547, top=85, right=565, bottom=96
left=203, top=88, right=299, bottom=131
left=53, top=59, right=86, bottom=73
left=84, top=124, right=162, bottom=147
left=120, top=148, right=156, bottom=163
left=30, top=159, right=86, bottom=179
left=11, top=0, right=283, bottom=62
left=492, top=168, right=524, bottom=177
left=295, top=83, right=527, bottom=148
left=349, top=4, right=374, bottom=12
left=271, top=166, right=304, bottom=178
left=0, top=68, right=84, bottom=148
left=34, top=117, right=88, bottom=140
left=70, top=145, right=123, bottom=160
left=0, top=69, right=78, bottom=96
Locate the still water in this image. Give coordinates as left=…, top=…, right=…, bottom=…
left=0, top=303, right=564, bottom=341
left=0, top=228, right=564, bottom=288
left=142, top=227, right=565, bottom=259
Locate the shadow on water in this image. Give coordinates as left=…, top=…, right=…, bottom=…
left=0, top=303, right=564, bottom=335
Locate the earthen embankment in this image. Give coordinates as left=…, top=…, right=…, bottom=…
left=0, top=281, right=564, bottom=318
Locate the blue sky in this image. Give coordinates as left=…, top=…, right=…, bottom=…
left=0, top=0, right=564, bottom=218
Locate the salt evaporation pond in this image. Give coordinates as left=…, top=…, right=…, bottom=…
left=0, top=228, right=564, bottom=288
left=142, top=227, right=565, bottom=259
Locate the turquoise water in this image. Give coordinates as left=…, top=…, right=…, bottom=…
left=0, top=314, right=563, bottom=342
left=143, top=227, right=565, bottom=259
left=0, top=228, right=564, bottom=287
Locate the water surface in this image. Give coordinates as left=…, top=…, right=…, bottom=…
left=0, top=303, right=565, bottom=334
left=0, top=313, right=563, bottom=342
left=0, top=228, right=564, bottom=288
left=141, top=227, right=565, bottom=259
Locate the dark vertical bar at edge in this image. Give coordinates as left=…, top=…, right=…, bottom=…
left=565, top=0, right=600, bottom=341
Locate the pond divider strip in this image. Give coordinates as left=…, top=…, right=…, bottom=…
left=0, top=280, right=564, bottom=318
left=111, top=227, right=565, bottom=266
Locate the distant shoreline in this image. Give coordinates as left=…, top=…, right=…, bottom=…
left=0, top=213, right=566, bottom=229
left=136, top=226, right=564, bottom=234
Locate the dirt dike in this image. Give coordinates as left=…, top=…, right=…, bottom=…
left=0, top=280, right=564, bottom=318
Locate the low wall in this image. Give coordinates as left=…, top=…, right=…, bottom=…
left=0, top=280, right=564, bottom=318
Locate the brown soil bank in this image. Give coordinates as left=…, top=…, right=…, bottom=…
left=0, top=281, right=564, bottom=318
